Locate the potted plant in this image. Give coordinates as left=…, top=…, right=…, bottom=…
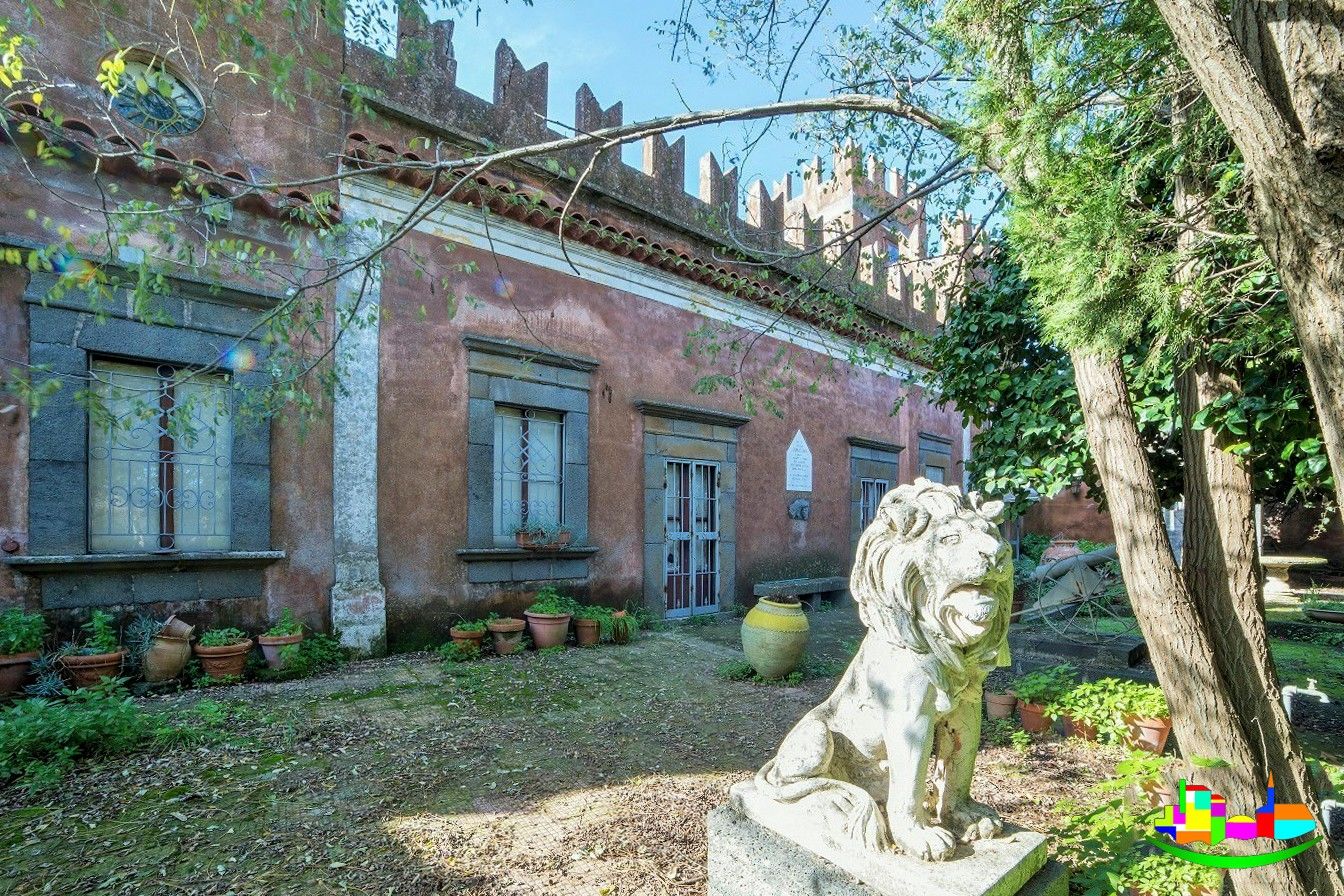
left=60, top=610, right=127, bottom=688
left=1050, top=677, right=1125, bottom=742
left=1118, top=680, right=1173, bottom=754
left=984, top=669, right=1017, bottom=720
left=0, top=608, right=44, bottom=697
left=1116, top=850, right=1223, bottom=896
left=610, top=608, right=638, bottom=645
left=573, top=605, right=612, bottom=647
left=449, top=617, right=488, bottom=650
left=258, top=609, right=305, bottom=670
left=486, top=613, right=527, bottom=655
left=514, top=523, right=574, bottom=552
left=524, top=586, right=578, bottom=649
left=193, top=627, right=253, bottom=679
left=1010, top=663, right=1077, bottom=734
left=126, top=613, right=194, bottom=683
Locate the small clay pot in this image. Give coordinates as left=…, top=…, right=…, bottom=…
left=487, top=618, right=526, bottom=655
left=142, top=634, right=191, bottom=682
left=193, top=639, right=253, bottom=679
left=574, top=618, right=600, bottom=647
left=1018, top=701, right=1054, bottom=734
left=257, top=632, right=304, bottom=670
left=1063, top=716, right=1099, bottom=742
left=450, top=627, right=487, bottom=650
left=515, top=530, right=573, bottom=552
left=1122, top=714, right=1173, bottom=754
left=0, top=651, right=39, bottom=697
left=161, top=614, right=195, bottom=640
left=985, top=691, right=1017, bottom=720
left=524, top=611, right=571, bottom=649
left=61, top=650, right=127, bottom=688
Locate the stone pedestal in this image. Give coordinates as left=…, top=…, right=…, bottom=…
left=708, top=801, right=1067, bottom=896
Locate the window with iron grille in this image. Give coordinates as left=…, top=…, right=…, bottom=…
left=919, top=434, right=953, bottom=484
left=88, top=359, right=232, bottom=553
left=493, top=406, right=564, bottom=536
left=859, top=478, right=889, bottom=529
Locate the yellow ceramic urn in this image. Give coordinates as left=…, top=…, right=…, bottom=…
left=740, top=598, right=810, bottom=680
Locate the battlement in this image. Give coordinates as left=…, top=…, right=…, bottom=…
left=348, top=13, right=974, bottom=328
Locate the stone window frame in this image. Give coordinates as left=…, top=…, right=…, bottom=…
left=7, top=271, right=282, bottom=608
left=848, top=436, right=902, bottom=544
left=637, top=400, right=747, bottom=616
left=457, top=335, right=597, bottom=585
left=918, top=433, right=953, bottom=483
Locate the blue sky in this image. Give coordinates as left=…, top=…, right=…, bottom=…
left=422, top=1, right=884, bottom=196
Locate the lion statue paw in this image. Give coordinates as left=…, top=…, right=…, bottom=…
left=947, top=800, right=1003, bottom=842
left=889, top=820, right=958, bottom=862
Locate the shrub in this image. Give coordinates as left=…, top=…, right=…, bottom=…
left=0, top=609, right=44, bottom=655
left=68, top=610, right=120, bottom=655
left=197, top=627, right=249, bottom=648
left=438, top=641, right=480, bottom=663
left=265, top=633, right=346, bottom=680
left=264, top=609, right=303, bottom=637
left=0, top=682, right=150, bottom=791
left=1011, top=663, right=1077, bottom=705
left=527, top=586, right=580, bottom=616
left=1114, top=851, right=1222, bottom=896
left=1048, top=677, right=1127, bottom=741
left=1116, top=680, right=1169, bottom=720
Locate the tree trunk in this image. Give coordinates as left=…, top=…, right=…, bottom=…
left=1071, top=351, right=1336, bottom=896
left=1151, top=0, right=1344, bottom=514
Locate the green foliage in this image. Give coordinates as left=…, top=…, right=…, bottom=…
left=981, top=717, right=1017, bottom=747
left=438, top=641, right=481, bottom=664
left=538, top=645, right=567, bottom=657
left=1304, top=596, right=1344, bottom=613
left=0, top=608, right=44, bottom=655
left=451, top=618, right=489, bottom=633
left=1010, top=663, right=1077, bottom=705
left=264, top=608, right=304, bottom=637
left=0, top=681, right=148, bottom=791
left=1113, top=851, right=1223, bottom=896
left=526, top=586, right=580, bottom=616
left=122, top=614, right=164, bottom=675
left=1010, top=729, right=1032, bottom=753
left=1115, top=680, right=1168, bottom=720
left=1018, top=534, right=1052, bottom=567
left=197, top=627, right=249, bottom=648
left=1048, top=677, right=1126, bottom=743
left=263, top=634, right=346, bottom=680
left=716, top=658, right=804, bottom=686
left=71, top=610, right=121, bottom=655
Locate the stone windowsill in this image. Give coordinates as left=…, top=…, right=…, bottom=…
left=456, top=546, right=599, bottom=563
left=4, top=550, right=286, bottom=574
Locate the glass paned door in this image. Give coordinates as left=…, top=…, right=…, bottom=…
left=664, top=460, right=719, bottom=617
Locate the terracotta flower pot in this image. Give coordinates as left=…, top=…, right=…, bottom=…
left=193, top=640, right=253, bottom=679
left=450, top=627, right=487, bottom=650
left=610, top=610, right=635, bottom=645
left=515, top=530, right=573, bottom=552
left=574, top=618, right=600, bottom=647
left=257, top=632, right=304, bottom=670
left=487, top=617, right=526, bottom=655
left=161, top=615, right=194, bottom=640
left=524, top=611, right=572, bottom=649
left=142, top=635, right=191, bottom=682
left=1122, top=713, right=1173, bottom=754
left=985, top=691, right=1017, bottom=720
left=0, top=651, right=39, bottom=697
left=1018, top=701, right=1054, bottom=734
left=741, top=598, right=810, bottom=680
left=61, top=650, right=127, bottom=688
left=1041, top=537, right=1083, bottom=563
left=1063, top=715, right=1099, bottom=741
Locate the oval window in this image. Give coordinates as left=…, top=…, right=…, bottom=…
left=109, top=57, right=204, bottom=136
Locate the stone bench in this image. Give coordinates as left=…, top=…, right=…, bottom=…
left=753, top=576, right=849, bottom=608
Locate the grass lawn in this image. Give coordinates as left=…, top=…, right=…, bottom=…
left=1, top=610, right=1131, bottom=896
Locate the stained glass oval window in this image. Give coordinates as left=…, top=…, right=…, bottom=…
left=109, top=58, right=204, bottom=136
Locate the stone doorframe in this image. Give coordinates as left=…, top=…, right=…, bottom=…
left=635, top=400, right=748, bottom=616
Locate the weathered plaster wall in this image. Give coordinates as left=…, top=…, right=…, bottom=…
left=376, top=234, right=966, bottom=648
left=1022, top=487, right=1117, bottom=544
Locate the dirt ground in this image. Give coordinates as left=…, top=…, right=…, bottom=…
left=0, top=610, right=1128, bottom=896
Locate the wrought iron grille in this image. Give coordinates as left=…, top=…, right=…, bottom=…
left=859, top=478, right=889, bottom=529
left=88, top=359, right=232, bottom=553
left=493, top=406, right=564, bottom=536
left=664, top=460, right=719, bottom=616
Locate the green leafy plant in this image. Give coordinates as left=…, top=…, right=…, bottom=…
left=438, top=641, right=480, bottom=663
left=572, top=605, right=619, bottom=639
left=1304, top=596, right=1344, bottom=613
left=69, top=610, right=121, bottom=655
left=264, top=608, right=303, bottom=637
left=1011, top=663, right=1078, bottom=705
left=23, top=653, right=66, bottom=698
left=716, top=658, right=805, bottom=686
left=1010, top=729, right=1032, bottom=753
left=982, top=717, right=1018, bottom=747
left=262, top=634, right=346, bottom=681
left=1116, top=680, right=1169, bottom=720
left=538, top=645, right=567, bottom=657
left=1113, top=850, right=1223, bottom=896
left=122, top=614, right=164, bottom=675
left=0, top=608, right=44, bottom=655
left=197, top=627, right=249, bottom=648
left=1049, top=677, right=1127, bottom=741
left=527, top=586, right=580, bottom=616
left=451, top=617, right=488, bottom=633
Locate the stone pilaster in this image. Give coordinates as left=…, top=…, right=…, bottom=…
left=330, top=226, right=387, bottom=656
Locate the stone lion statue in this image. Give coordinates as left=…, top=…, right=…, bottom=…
left=733, top=479, right=1013, bottom=862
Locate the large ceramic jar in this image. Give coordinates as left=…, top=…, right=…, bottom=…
left=740, top=598, right=810, bottom=680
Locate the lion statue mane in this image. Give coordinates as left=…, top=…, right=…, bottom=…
left=732, top=479, right=1014, bottom=862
